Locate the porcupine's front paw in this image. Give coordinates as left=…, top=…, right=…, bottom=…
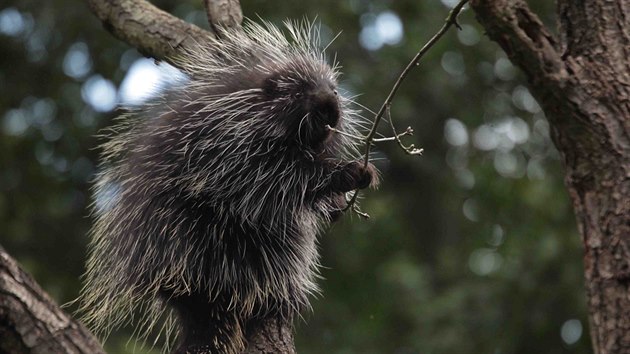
left=337, top=161, right=379, bottom=192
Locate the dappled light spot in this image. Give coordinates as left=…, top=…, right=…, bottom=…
left=34, top=141, right=54, bottom=166
left=25, top=28, right=48, bottom=62
left=503, top=117, right=530, bottom=144
left=0, top=8, right=26, bottom=37
left=41, top=120, right=63, bottom=142
left=118, top=58, right=186, bottom=106
left=444, top=118, right=468, bottom=146
left=473, top=117, right=530, bottom=153
left=512, top=85, right=541, bottom=113
left=494, top=150, right=526, bottom=178
left=359, top=11, right=403, bottom=51
left=29, top=98, right=57, bottom=127
left=533, top=117, right=550, bottom=139
left=63, top=42, right=93, bottom=80
left=462, top=198, right=479, bottom=222
left=81, top=75, right=117, bottom=112
left=473, top=124, right=499, bottom=150
left=375, top=12, right=403, bottom=45
left=494, top=57, right=517, bottom=81
left=560, top=319, right=583, bottom=345
left=457, top=24, right=481, bottom=46
left=469, top=248, right=503, bottom=276
left=441, top=51, right=465, bottom=76
left=440, top=0, right=462, bottom=7
left=2, top=109, right=29, bottom=136
left=488, top=224, right=504, bottom=247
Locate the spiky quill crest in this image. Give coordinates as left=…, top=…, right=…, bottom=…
left=79, top=20, right=372, bottom=351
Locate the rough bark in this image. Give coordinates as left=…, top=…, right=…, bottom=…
left=203, top=0, right=243, bottom=34
left=0, top=245, right=105, bottom=354
left=244, top=318, right=296, bottom=354
left=470, top=1, right=630, bottom=353
left=84, top=0, right=214, bottom=67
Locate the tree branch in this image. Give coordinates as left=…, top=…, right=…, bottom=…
left=362, top=0, right=469, bottom=158
left=342, top=0, right=469, bottom=217
left=85, top=0, right=214, bottom=68
left=0, top=245, right=104, bottom=354
left=203, top=0, right=243, bottom=34
left=470, top=0, right=628, bottom=152
left=470, top=0, right=566, bottom=88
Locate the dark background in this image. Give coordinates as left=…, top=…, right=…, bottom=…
left=0, top=0, right=589, bottom=353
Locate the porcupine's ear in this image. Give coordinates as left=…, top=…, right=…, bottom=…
left=262, top=74, right=280, bottom=97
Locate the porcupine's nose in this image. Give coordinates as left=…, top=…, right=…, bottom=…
left=310, top=86, right=340, bottom=128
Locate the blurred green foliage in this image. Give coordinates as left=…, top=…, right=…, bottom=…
left=0, top=0, right=589, bottom=353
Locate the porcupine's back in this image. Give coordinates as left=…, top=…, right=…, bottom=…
left=78, top=20, right=364, bottom=347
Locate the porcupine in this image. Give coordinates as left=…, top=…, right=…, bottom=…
left=78, top=21, right=378, bottom=353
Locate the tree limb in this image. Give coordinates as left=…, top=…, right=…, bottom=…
left=471, top=0, right=629, bottom=145
left=470, top=0, right=566, bottom=88
left=203, top=0, right=243, bottom=33
left=0, top=245, right=105, bottom=354
left=85, top=0, right=214, bottom=68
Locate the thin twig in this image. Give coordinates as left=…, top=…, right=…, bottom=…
left=344, top=0, right=469, bottom=216
left=386, top=106, right=424, bottom=155
left=372, top=126, right=414, bottom=142
left=362, top=0, right=468, bottom=165
left=328, top=124, right=419, bottom=148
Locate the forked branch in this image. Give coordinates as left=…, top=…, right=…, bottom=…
left=341, top=0, right=470, bottom=217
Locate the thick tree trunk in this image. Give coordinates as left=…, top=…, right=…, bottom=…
left=0, top=246, right=105, bottom=354
left=470, top=1, right=630, bottom=353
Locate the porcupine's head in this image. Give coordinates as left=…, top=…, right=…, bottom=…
left=259, top=61, right=341, bottom=153
left=176, top=20, right=361, bottom=158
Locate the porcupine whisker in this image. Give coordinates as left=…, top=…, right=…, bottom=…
left=346, top=99, right=376, bottom=115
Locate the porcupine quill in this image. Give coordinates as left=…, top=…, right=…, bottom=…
left=78, top=20, right=378, bottom=354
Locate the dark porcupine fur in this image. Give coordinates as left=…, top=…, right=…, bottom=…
left=79, top=21, right=378, bottom=353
